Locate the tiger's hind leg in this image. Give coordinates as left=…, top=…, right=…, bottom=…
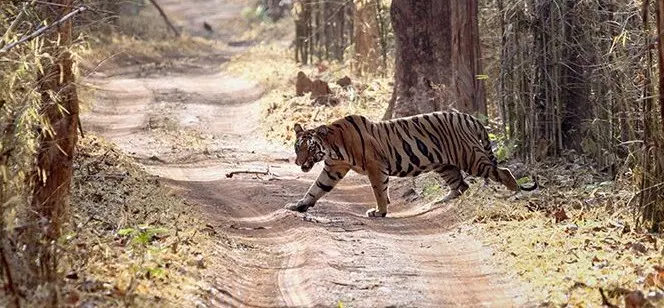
left=436, top=165, right=469, bottom=203
left=365, top=166, right=390, bottom=218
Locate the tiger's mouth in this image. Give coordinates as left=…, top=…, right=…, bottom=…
left=301, top=162, right=314, bottom=172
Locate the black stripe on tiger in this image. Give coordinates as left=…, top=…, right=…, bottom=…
left=345, top=116, right=367, bottom=169
left=316, top=181, right=333, bottom=192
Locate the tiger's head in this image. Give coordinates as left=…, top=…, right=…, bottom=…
left=293, top=123, right=329, bottom=172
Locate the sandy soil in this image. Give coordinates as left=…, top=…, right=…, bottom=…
left=81, top=1, right=533, bottom=306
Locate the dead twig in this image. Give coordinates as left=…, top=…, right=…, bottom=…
left=229, top=224, right=269, bottom=231
left=225, top=170, right=271, bottom=178
left=148, top=0, right=180, bottom=37
left=77, top=116, right=85, bottom=138
left=599, top=288, right=619, bottom=308
left=0, top=242, right=20, bottom=308
left=0, top=6, right=88, bottom=53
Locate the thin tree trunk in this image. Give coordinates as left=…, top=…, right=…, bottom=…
left=353, top=0, right=381, bottom=76
left=31, top=0, right=80, bottom=287
left=148, top=0, right=180, bottom=37
left=641, top=0, right=664, bottom=232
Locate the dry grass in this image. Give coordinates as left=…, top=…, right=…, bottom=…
left=224, top=44, right=392, bottom=145
left=0, top=2, right=234, bottom=306
left=59, top=135, right=221, bottom=307
left=448, top=156, right=664, bottom=307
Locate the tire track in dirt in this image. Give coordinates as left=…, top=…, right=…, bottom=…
left=81, top=1, right=533, bottom=306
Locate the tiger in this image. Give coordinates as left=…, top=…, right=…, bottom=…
left=284, top=111, right=538, bottom=217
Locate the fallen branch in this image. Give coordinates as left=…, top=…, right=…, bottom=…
left=225, top=170, right=271, bottom=178
left=0, top=242, right=20, bottom=308
left=0, top=6, right=87, bottom=54
left=148, top=0, right=180, bottom=37
left=229, top=224, right=269, bottom=230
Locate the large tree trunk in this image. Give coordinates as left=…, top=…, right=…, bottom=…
left=450, top=1, right=486, bottom=116
left=383, top=0, right=486, bottom=120
left=31, top=0, right=80, bottom=284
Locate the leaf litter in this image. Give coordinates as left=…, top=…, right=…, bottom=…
left=62, top=135, right=239, bottom=307
left=464, top=154, right=664, bottom=307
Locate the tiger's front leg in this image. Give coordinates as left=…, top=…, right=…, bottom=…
left=285, top=162, right=350, bottom=213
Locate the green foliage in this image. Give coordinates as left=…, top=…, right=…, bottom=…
left=516, top=176, right=532, bottom=186
left=421, top=178, right=442, bottom=196
left=118, top=226, right=169, bottom=247
left=488, top=131, right=513, bottom=162
left=241, top=4, right=271, bottom=24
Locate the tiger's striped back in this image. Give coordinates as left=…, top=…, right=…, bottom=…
left=358, top=111, right=497, bottom=180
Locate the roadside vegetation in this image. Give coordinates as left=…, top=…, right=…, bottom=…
left=1, top=2, right=232, bottom=306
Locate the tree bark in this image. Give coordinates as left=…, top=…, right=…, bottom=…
left=31, top=0, right=79, bottom=284
left=450, top=0, right=486, bottom=116
left=641, top=0, right=664, bottom=232
left=383, top=0, right=486, bottom=120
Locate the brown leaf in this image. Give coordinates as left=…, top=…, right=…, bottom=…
left=624, top=290, right=646, bottom=308
left=644, top=265, right=664, bottom=288
left=553, top=207, right=569, bottom=223
left=65, top=290, right=80, bottom=305
left=336, top=76, right=352, bottom=88
left=629, top=242, right=648, bottom=254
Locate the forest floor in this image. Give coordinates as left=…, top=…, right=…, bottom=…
left=73, top=0, right=664, bottom=307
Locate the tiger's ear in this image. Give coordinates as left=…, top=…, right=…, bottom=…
left=294, top=123, right=304, bottom=135
left=315, top=125, right=329, bottom=136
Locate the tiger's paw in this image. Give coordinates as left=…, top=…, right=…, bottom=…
left=285, top=200, right=313, bottom=213
left=366, top=208, right=387, bottom=218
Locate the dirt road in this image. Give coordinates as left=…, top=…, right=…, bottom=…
left=81, top=1, right=531, bottom=306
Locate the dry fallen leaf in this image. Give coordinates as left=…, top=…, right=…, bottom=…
left=553, top=207, right=569, bottom=223
left=629, top=242, right=648, bottom=254
left=644, top=265, right=664, bottom=288
left=65, top=290, right=81, bottom=305
left=624, top=290, right=647, bottom=308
